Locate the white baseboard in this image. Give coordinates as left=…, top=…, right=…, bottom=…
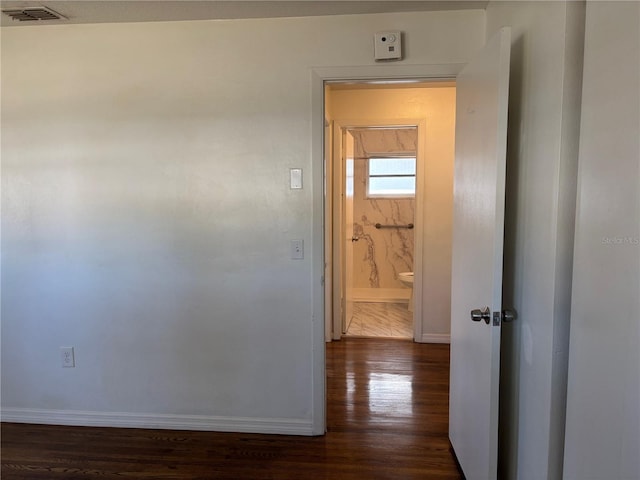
left=419, top=333, right=450, bottom=344
left=351, top=288, right=410, bottom=303
left=0, top=408, right=314, bottom=435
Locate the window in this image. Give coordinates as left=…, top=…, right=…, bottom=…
left=367, top=156, right=416, bottom=198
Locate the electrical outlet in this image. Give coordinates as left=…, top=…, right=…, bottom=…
left=290, top=239, right=304, bottom=259
left=60, top=347, right=75, bottom=368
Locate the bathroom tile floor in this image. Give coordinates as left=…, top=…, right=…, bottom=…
left=345, top=302, right=413, bottom=338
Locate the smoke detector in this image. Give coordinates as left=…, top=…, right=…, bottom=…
left=2, top=6, right=66, bottom=22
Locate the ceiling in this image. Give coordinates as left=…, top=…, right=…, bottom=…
left=1, top=1, right=487, bottom=27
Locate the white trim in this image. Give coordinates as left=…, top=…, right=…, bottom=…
left=312, top=63, right=462, bottom=437
left=420, top=333, right=451, bottom=344
left=324, top=119, right=334, bottom=343
left=311, top=70, right=326, bottom=435
left=412, top=118, right=427, bottom=343
left=0, top=408, right=314, bottom=435
left=314, top=64, right=464, bottom=82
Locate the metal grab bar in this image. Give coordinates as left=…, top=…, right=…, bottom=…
left=374, top=223, right=414, bottom=230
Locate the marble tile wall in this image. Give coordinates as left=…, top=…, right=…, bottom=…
left=350, top=128, right=417, bottom=290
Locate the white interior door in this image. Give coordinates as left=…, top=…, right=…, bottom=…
left=342, top=130, right=355, bottom=334
left=449, top=27, right=511, bottom=480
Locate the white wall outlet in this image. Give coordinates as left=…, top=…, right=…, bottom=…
left=374, top=31, right=402, bottom=61
left=290, top=239, right=304, bottom=259
left=60, top=347, right=75, bottom=367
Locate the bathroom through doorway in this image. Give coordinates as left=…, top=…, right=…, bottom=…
left=341, top=125, right=417, bottom=338
left=324, top=80, right=456, bottom=343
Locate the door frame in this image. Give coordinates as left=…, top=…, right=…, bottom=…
left=330, top=120, right=426, bottom=342
left=310, top=64, right=463, bottom=434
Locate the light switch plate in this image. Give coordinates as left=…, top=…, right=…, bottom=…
left=290, top=168, right=303, bottom=189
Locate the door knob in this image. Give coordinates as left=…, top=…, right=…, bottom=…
left=351, top=236, right=360, bottom=242
left=471, top=307, right=491, bottom=324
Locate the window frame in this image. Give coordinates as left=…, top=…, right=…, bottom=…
left=366, top=154, right=417, bottom=199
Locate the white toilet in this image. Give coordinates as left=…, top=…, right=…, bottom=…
left=398, top=272, right=414, bottom=312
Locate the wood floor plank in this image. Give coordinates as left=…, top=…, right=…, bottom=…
left=1, top=338, right=462, bottom=479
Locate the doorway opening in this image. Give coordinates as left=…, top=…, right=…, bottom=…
left=314, top=32, right=511, bottom=475
left=338, top=125, right=417, bottom=339
left=324, top=80, right=457, bottom=343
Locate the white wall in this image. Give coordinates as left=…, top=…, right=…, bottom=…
left=327, top=85, right=456, bottom=342
left=563, top=2, right=640, bottom=479
left=485, top=1, right=585, bottom=478
left=1, top=11, right=485, bottom=432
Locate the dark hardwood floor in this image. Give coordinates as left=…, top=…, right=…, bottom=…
left=1, top=338, right=462, bottom=479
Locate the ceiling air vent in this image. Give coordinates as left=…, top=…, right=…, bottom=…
left=2, top=6, right=66, bottom=22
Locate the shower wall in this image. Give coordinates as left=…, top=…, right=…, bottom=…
left=350, top=129, right=417, bottom=300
